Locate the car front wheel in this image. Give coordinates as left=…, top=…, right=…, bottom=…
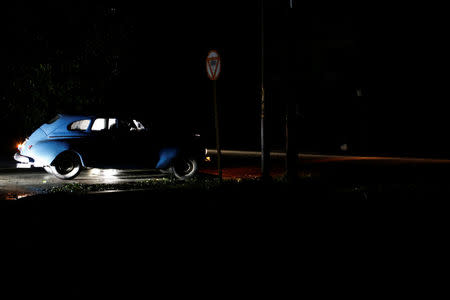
left=50, top=152, right=81, bottom=180
left=170, top=157, right=198, bottom=180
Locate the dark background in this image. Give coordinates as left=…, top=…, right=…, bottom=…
left=1, top=1, right=449, bottom=157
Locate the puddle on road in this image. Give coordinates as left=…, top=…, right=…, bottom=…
left=0, top=168, right=167, bottom=200
left=0, top=191, right=34, bottom=200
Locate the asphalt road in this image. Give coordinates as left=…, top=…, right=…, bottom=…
left=4, top=152, right=448, bottom=295
left=2, top=149, right=450, bottom=199
left=203, top=149, right=450, bottom=182
left=3, top=151, right=449, bottom=292
left=0, top=168, right=165, bottom=200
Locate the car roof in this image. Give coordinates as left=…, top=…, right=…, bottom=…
left=58, top=114, right=95, bottom=120
left=40, top=113, right=148, bottom=136
left=58, top=113, right=145, bottom=120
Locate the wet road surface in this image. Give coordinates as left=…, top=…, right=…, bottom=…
left=202, top=150, right=450, bottom=185
left=3, top=150, right=450, bottom=199
left=0, top=168, right=165, bottom=200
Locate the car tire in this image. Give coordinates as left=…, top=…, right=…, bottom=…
left=43, top=166, right=54, bottom=175
left=50, top=151, right=82, bottom=180
left=170, top=157, right=198, bottom=180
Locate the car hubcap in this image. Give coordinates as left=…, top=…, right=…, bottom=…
left=56, top=155, right=75, bottom=175
left=175, top=159, right=193, bottom=176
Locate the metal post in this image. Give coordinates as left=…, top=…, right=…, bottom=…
left=213, top=80, right=222, bottom=182
left=285, top=0, right=298, bottom=183
left=286, top=101, right=298, bottom=182
left=357, top=88, right=368, bottom=154
left=261, top=0, right=271, bottom=180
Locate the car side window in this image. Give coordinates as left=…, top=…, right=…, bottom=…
left=91, top=118, right=107, bottom=131
left=68, top=119, right=91, bottom=131
left=117, top=119, right=136, bottom=131
left=108, top=118, right=117, bottom=130
left=133, top=120, right=146, bottom=131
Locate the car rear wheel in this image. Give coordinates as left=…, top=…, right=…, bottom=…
left=50, top=152, right=81, bottom=180
left=170, top=157, right=198, bottom=180
left=43, top=166, right=54, bottom=175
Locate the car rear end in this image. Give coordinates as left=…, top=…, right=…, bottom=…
left=14, top=128, right=48, bottom=168
left=14, top=114, right=85, bottom=169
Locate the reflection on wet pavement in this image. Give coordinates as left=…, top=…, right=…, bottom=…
left=0, top=168, right=166, bottom=200
left=80, top=168, right=164, bottom=183
left=0, top=191, right=33, bottom=200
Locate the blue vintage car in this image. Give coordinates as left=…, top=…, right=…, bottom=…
left=14, top=114, right=204, bottom=180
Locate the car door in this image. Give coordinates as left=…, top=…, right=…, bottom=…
left=112, top=118, right=157, bottom=168
left=88, top=117, right=117, bottom=167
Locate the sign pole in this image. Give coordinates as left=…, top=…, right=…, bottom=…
left=213, top=80, right=222, bottom=182
left=261, top=0, right=271, bottom=181
left=206, top=50, right=222, bottom=182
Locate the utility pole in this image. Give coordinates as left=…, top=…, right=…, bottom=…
left=261, top=0, right=271, bottom=181
left=357, top=88, right=368, bottom=154
left=285, top=0, right=298, bottom=183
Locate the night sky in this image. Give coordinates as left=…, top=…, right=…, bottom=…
left=1, top=1, right=449, bottom=157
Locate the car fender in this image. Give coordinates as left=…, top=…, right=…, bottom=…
left=28, top=140, right=85, bottom=167
left=156, top=147, right=180, bottom=169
